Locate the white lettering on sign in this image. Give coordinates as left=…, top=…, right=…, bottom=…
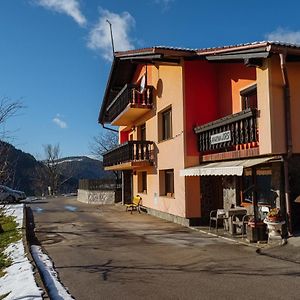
left=210, top=131, right=231, bottom=145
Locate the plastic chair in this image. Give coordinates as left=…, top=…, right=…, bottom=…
left=209, top=209, right=227, bottom=231
left=125, top=195, right=142, bottom=214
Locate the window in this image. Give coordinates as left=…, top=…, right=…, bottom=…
left=241, top=84, right=257, bottom=110
left=138, top=171, right=147, bottom=193
left=158, top=107, right=172, bottom=141
left=242, top=168, right=272, bottom=206
left=159, top=169, right=174, bottom=196
left=165, top=169, right=174, bottom=195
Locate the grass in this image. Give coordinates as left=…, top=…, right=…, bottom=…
left=0, top=209, right=21, bottom=277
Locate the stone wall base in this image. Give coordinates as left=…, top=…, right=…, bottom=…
left=141, top=206, right=200, bottom=227
left=77, top=189, right=115, bottom=205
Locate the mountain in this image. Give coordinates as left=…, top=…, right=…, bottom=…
left=0, top=142, right=112, bottom=196
left=0, top=141, right=47, bottom=196
left=56, top=156, right=112, bottom=180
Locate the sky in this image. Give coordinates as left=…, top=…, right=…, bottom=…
left=1, top=0, right=300, bottom=159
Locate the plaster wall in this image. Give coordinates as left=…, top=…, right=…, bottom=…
left=267, top=56, right=286, bottom=154
left=257, top=56, right=300, bottom=155
left=216, top=63, right=256, bottom=117
left=128, top=63, right=188, bottom=218
left=287, top=62, right=300, bottom=153
left=256, top=60, right=273, bottom=154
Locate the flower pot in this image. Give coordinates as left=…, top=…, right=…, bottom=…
left=266, top=216, right=281, bottom=223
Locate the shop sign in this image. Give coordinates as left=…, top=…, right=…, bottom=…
left=210, top=130, right=231, bottom=145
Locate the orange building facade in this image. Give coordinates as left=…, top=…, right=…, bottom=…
left=99, top=42, right=300, bottom=231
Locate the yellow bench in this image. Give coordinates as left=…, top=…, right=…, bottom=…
left=125, top=195, right=142, bottom=214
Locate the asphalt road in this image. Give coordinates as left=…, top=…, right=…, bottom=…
left=28, top=196, right=300, bottom=300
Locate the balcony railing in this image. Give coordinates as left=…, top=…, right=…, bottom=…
left=194, top=108, right=258, bottom=152
left=106, top=84, right=154, bottom=123
left=103, top=140, right=154, bottom=168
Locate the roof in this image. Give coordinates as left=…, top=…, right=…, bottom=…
left=113, top=41, right=300, bottom=58
left=114, top=46, right=197, bottom=58
left=196, top=41, right=300, bottom=55
left=98, top=46, right=197, bottom=124
left=99, top=41, right=300, bottom=124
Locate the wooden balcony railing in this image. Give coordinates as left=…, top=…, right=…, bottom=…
left=103, top=140, right=154, bottom=168
left=106, top=84, right=153, bottom=123
left=194, top=108, right=258, bottom=152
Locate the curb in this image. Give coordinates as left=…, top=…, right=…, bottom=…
left=190, top=226, right=270, bottom=250
left=25, top=205, right=50, bottom=299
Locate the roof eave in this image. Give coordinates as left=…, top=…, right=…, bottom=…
left=98, top=56, right=119, bottom=124
left=197, top=42, right=270, bottom=56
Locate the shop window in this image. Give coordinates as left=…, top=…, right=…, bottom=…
left=138, top=171, right=147, bottom=193
left=159, top=169, right=174, bottom=197
left=158, top=107, right=172, bottom=141
left=241, top=84, right=257, bottom=110
left=242, top=167, right=273, bottom=207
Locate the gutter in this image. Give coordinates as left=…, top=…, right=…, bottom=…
left=102, top=124, right=118, bottom=133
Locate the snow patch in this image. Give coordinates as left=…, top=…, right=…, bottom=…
left=3, top=204, right=24, bottom=228
left=31, top=245, right=74, bottom=300
left=0, top=205, right=43, bottom=299
left=56, top=158, right=83, bottom=164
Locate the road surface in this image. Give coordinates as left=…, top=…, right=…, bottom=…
left=28, top=196, right=300, bottom=299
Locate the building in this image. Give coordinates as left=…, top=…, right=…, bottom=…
left=99, top=41, right=300, bottom=233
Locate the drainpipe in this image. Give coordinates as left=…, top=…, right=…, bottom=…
left=279, top=52, right=293, bottom=235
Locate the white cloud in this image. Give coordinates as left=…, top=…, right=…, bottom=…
left=155, top=0, right=174, bottom=10
left=35, top=0, right=87, bottom=26
left=52, top=114, right=67, bottom=129
left=265, top=28, right=300, bottom=44
left=87, top=8, right=135, bottom=61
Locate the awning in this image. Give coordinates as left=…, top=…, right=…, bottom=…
left=180, top=157, right=277, bottom=177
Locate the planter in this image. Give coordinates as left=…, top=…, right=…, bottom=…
left=266, top=216, right=281, bottom=223
left=247, top=222, right=267, bottom=242
left=263, top=219, right=286, bottom=242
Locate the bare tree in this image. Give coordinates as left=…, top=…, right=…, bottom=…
left=90, top=130, right=119, bottom=181
left=0, top=97, right=23, bottom=209
left=0, top=142, right=18, bottom=185
left=43, top=143, right=61, bottom=195
left=0, top=98, right=23, bottom=186
left=0, top=97, right=23, bottom=139
left=90, top=130, right=118, bottom=160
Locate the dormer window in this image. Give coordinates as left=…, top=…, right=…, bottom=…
left=241, top=84, right=257, bottom=110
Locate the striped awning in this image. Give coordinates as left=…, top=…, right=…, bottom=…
left=180, top=157, right=277, bottom=177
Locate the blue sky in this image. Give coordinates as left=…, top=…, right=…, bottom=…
left=1, top=0, right=300, bottom=159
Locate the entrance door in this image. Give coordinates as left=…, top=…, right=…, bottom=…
left=222, top=177, right=238, bottom=211
left=201, top=176, right=222, bottom=222
left=122, top=170, right=133, bottom=204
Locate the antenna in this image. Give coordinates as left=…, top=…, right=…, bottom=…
left=106, top=20, right=115, bottom=56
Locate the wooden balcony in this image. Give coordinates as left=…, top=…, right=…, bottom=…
left=103, top=140, right=154, bottom=170
left=194, top=108, right=258, bottom=153
left=105, top=84, right=154, bottom=126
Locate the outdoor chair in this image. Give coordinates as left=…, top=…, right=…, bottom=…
left=125, top=195, right=142, bottom=214
left=232, top=214, right=254, bottom=238
left=209, top=209, right=227, bottom=231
